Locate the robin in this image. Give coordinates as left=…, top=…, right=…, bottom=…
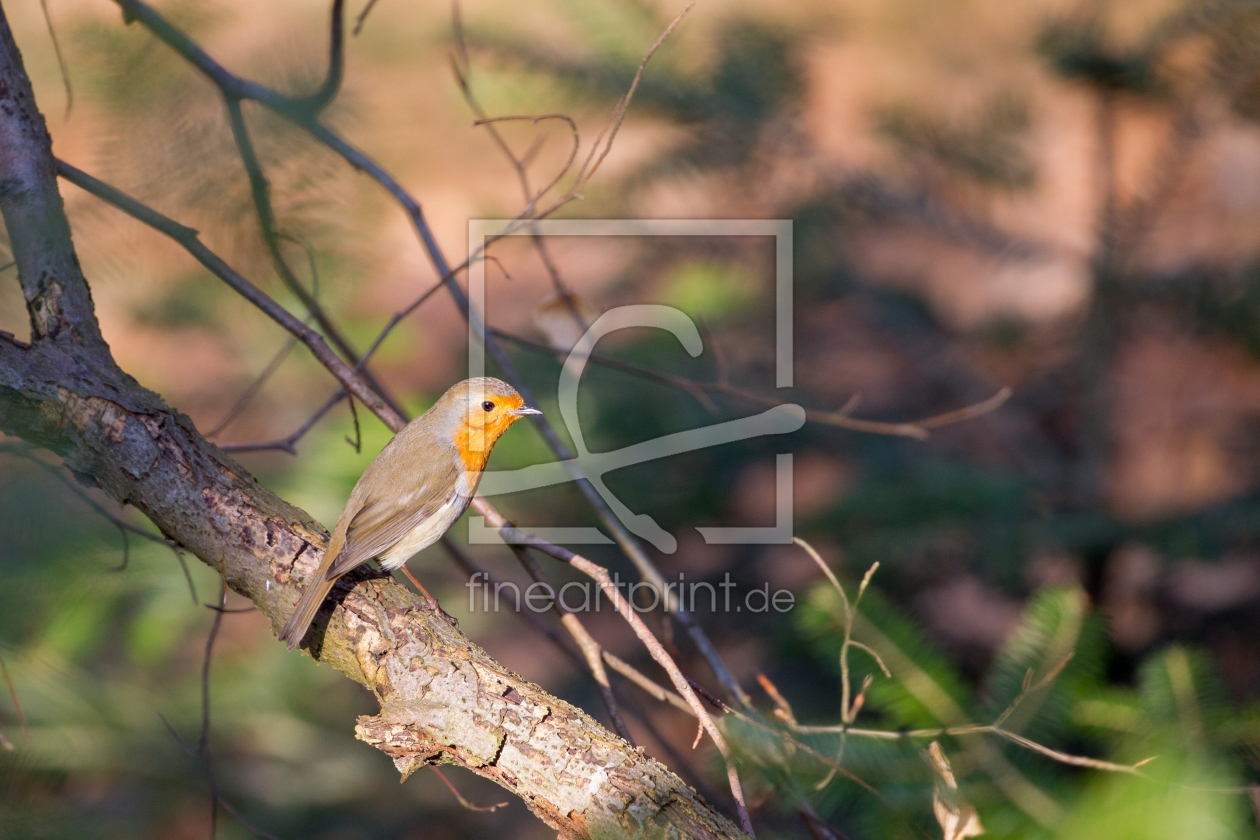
left=278, top=377, right=540, bottom=650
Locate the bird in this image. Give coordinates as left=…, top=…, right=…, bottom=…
left=278, top=376, right=540, bottom=650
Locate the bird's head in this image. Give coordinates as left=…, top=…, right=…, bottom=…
left=440, top=377, right=540, bottom=471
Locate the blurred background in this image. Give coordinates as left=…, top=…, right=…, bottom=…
left=4, top=0, right=1260, bottom=837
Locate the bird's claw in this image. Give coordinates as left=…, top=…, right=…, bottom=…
left=430, top=599, right=459, bottom=628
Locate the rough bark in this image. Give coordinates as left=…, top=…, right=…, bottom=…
left=0, top=8, right=745, bottom=838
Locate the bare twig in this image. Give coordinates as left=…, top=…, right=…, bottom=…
left=431, top=766, right=509, bottom=812
left=223, top=97, right=406, bottom=421
left=992, top=652, right=1074, bottom=730
left=344, top=394, right=361, bottom=453
left=0, top=652, right=28, bottom=750
left=451, top=5, right=592, bottom=343
left=440, top=543, right=735, bottom=809
left=915, top=386, right=1014, bottom=431
left=452, top=2, right=581, bottom=215
left=156, top=591, right=282, bottom=840
left=205, top=337, right=297, bottom=439
left=602, top=650, right=693, bottom=715
left=55, top=159, right=405, bottom=432
left=112, top=0, right=753, bottom=712
left=492, top=326, right=1012, bottom=439
left=200, top=578, right=227, bottom=838
left=220, top=386, right=346, bottom=455
left=472, top=501, right=755, bottom=836
left=568, top=3, right=695, bottom=195
left=792, top=538, right=885, bottom=724
left=470, top=115, right=582, bottom=215
left=511, top=544, right=634, bottom=742
left=38, top=0, right=72, bottom=118
left=294, top=0, right=345, bottom=113
left=215, top=797, right=282, bottom=840
left=178, top=580, right=286, bottom=840
left=0, top=441, right=191, bottom=593
left=352, top=0, right=382, bottom=36
left=221, top=274, right=448, bottom=454
left=756, top=672, right=797, bottom=725
left=0, top=442, right=176, bottom=549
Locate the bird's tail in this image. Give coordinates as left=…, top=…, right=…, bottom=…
left=279, top=574, right=336, bottom=650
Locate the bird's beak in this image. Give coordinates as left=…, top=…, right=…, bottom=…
left=511, top=406, right=543, bottom=417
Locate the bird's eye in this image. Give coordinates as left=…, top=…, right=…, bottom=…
left=481, top=400, right=495, bottom=412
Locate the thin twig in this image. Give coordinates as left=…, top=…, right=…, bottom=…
left=344, top=394, right=361, bottom=453
left=992, top=652, right=1074, bottom=730
left=602, top=650, right=692, bottom=715
left=223, top=96, right=406, bottom=421
left=451, top=8, right=587, bottom=325
left=0, top=442, right=190, bottom=592
left=220, top=388, right=343, bottom=454
left=39, top=0, right=72, bottom=118
left=112, top=0, right=751, bottom=712
left=157, top=592, right=281, bottom=840
left=512, top=545, right=634, bottom=743
left=205, top=337, right=297, bottom=438
left=293, top=0, right=345, bottom=113
left=470, top=114, right=582, bottom=215
left=115, top=526, right=130, bottom=571
left=352, top=0, right=382, bottom=36
left=174, top=548, right=199, bottom=605
left=0, top=652, right=29, bottom=749
left=440, top=543, right=731, bottom=803
left=452, top=3, right=580, bottom=212
left=220, top=274, right=448, bottom=453
left=56, top=159, right=406, bottom=432
left=756, top=672, right=797, bottom=725
left=569, top=3, right=695, bottom=193
left=431, top=766, right=509, bottom=812
left=200, top=578, right=227, bottom=838
left=492, top=327, right=1012, bottom=439
left=215, top=797, right=282, bottom=840
left=473, top=501, right=755, bottom=836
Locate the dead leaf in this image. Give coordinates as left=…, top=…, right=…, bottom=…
left=926, top=741, right=984, bottom=840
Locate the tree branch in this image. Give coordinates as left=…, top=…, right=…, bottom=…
left=0, top=8, right=746, bottom=837
left=110, top=0, right=755, bottom=714
left=54, top=158, right=406, bottom=432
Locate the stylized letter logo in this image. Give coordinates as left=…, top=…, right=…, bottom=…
left=468, top=219, right=797, bottom=550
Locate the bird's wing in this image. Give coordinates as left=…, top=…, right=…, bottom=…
left=324, top=459, right=463, bottom=580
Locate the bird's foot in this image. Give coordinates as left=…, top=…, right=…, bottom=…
left=399, top=565, right=458, bottom=627
left=429, top=599, right=459, bottom=628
